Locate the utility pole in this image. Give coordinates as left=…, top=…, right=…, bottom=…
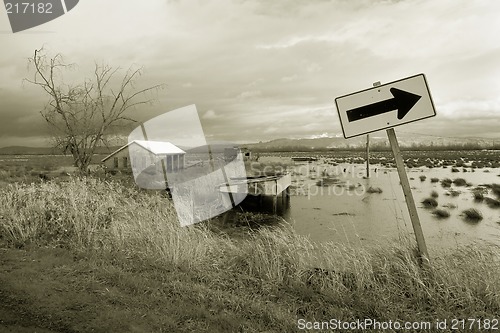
left=366, top=81, right=381, bottom=178
left=366, top=134, right=370, bottom=178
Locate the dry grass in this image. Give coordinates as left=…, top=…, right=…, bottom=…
left=1, top=177, right=500, bottom=330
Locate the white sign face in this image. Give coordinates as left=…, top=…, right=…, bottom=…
left=335, top=74, right=436, bottom=139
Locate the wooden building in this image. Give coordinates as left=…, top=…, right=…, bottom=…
left=219, top=173, right=291, bottom=214
left=101, top=140, right=186, bottom=173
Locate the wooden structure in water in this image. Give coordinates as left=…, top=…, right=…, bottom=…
left=219, top=173, right=291, bottom=214
left=291, top=156, right=317, bottom=162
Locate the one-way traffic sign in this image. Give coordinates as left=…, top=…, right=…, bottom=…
left=335, top=74, right=436, bottom=139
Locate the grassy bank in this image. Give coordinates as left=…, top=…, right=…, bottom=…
left=1, top=178, right=500, bottom=332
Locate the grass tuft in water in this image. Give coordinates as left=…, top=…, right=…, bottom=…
left=491, top=184, right=500, bottom=198
left=441, top=178, right=452, bottom=188
left=432, top=209, right=450, bottom=218
left=462, top=208, right=483, bottom=222
left=422, top=197, right=438, bottom=208
left=366, top=186, right=383, bottom=194
left=445, top=190, right=461, bottom=197
left=472, top=191, right=484, bottom=201
left=484, top=197, right=500, bottom=209
left=452, top=178, right=468, bottom=186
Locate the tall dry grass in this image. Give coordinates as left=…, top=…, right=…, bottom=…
left=0, top=177, right=227, bottom=269
left=1, top=177, right=500, bottom=318
left=1, top=178, right=119, bottom=247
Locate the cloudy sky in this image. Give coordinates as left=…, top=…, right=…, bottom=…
left=1, top=0, right=499, bottom=147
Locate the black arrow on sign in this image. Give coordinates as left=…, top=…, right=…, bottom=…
left=347, top=88, right=422, bottom=122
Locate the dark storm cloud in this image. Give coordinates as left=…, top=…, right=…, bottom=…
left=0, top=0, right=499, bottom=147
left=0, top=89, right=49, bottom=138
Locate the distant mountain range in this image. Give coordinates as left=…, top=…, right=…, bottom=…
left=1, top=135, right=498, bottom=155
left=242, top=135, right=499, bottom=152
left=0, top=145, right=121, bottom=155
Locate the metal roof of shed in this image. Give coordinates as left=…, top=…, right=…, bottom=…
left=101, top=140, right=185, bottom=162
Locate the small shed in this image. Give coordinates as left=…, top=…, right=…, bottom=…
left=101, top=140, right=186, bottom=173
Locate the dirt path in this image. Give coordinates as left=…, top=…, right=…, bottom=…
left=0, top=247, right=77, bottom=333
left=0, top=245, right=170, bottom=333
left=0, top=245, right=296, bottom=333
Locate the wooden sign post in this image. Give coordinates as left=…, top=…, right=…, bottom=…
left=335, top=74, right=436, bottom=264
left=387, top=128, right=429, bottom=263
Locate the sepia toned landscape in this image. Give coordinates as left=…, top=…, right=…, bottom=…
left=1, top=143, right=499, bottom=332
left=2, top=0, right=500, bottom=332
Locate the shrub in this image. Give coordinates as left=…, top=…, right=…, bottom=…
left=452, top=178, right=468, bottom=186
left=441, top=178, right=452, bottom=188
left=430, top=178, right=439, bottom=183
left=445, top=190, right=461, bottom=197
left=431, top=190, right=439, bottom=198
left=419, top=175, right=426, bottom=182
left=462, top=208, right=483, bottom=221
left=432, top=209, right=450, bottom=218
left=366, top=186, right=383, bottom=194
left=484, top=197, right=500, bottom=208
left=492, top=184, right=500, bottom=198
left=472, top=191, right=484, bottom=201
left=422, top=197, right=438, bottom=208
left=472, top=186, right=488, bottom=193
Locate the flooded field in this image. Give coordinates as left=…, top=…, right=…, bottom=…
left=2, top=151, right=499, bottom=254
left=251, top=151, right=500, bottom=253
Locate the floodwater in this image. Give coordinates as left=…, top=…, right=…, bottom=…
left=252, top=156, right=500, bottom=253
left=4, top=153, right=498, bottom=253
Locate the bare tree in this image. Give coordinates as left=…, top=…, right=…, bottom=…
left=25, top=48, right=163, bottom=173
